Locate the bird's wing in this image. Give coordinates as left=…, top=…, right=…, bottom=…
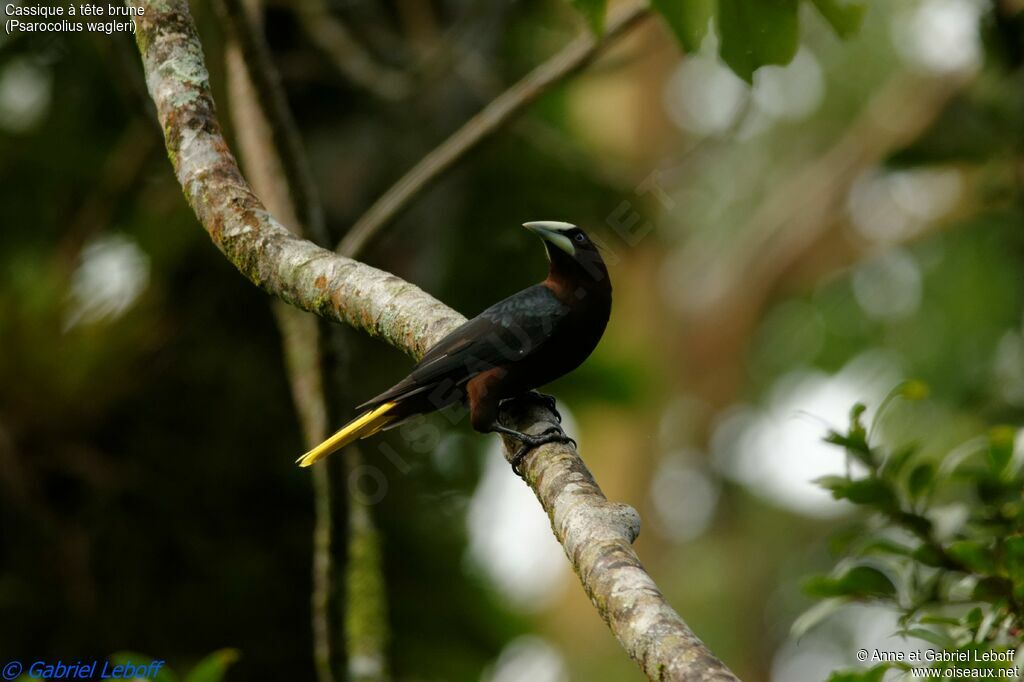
left=356, top=284, right=568, bottom=410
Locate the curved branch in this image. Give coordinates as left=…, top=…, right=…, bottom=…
left=220, top=3, right=337, bottom=678
left=337, top=3, right=652, bottom=256
left=222, top=2, right=392, bottom=678
left=219, top=0, right=327, bottom=246
left=128, top=2, right=736, bottom=679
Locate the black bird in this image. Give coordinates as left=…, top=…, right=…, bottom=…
left=297, top=221, right=612, bottom=470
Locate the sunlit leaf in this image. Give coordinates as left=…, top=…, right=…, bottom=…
left=809, top=0, right=866, bottom=39
left=652, top=0, right=715, bottom=52
left=717, top=0, right=799, bottom=83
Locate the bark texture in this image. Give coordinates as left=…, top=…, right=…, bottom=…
left=128, top=1, right=738, bottom=679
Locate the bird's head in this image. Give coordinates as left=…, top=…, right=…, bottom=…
left=523, top=221, right=608, bottom=285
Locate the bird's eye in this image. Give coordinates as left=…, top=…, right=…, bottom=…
left=574, top=233, right=585, bottom=243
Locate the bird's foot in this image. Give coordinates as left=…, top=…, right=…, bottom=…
left=520, top=391, right=562, bottom=423
left=508, top=426, right=576, bottom=477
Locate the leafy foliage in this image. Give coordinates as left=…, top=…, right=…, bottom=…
left=717, top=0, right=801, bottom=83
left=650, top=0, right=715, bottom=53
left=799, top=387, right=1024, bottom=678
left=567, top=0, right=866, bottom=82
left=810, top=0, right=866, bottom=38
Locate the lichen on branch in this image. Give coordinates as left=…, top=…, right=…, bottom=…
left=129, top=0, right=462, bottom=361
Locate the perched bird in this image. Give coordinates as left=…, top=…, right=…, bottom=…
left=297, top=221, right=612, bottom=471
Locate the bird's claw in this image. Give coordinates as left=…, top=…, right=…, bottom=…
left=524, top=391, right=561, bottom=423
left=509, top=425, right=576, bottom=477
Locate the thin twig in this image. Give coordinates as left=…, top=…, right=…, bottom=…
left=272, top=302, right=335, bottom=682
left=221, top=2, right=392, bottom=679
left=342, top=446, right=389, bottom=682
left=337, top=3, right=652, bottom=256
left=220, top=2, right=337, bottom=680
left=296, top=0, right=411, bottom=101
left=130, top=3, right=736, bottom=677
left=220, top=0, right=327, bottom=245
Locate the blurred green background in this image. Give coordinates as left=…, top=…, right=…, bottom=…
left=1, top=0, right=1022, bottom=680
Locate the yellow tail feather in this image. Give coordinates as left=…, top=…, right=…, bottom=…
left=296, top=401, right=397, bottom=467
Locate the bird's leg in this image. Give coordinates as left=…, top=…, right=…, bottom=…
left=490, top=423, right=576, bottom=476
left=501, top=391, right=562, bottom=422
left=524, top=390, right=561, bottom=422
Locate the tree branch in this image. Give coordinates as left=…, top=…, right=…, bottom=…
left=220, top=3, right=337, bottom=678
left=128, top=1, right=736, bottom=678
left=219, top=0, right=327, bottom=245
left=221, top=2, right=392, bottom=678
left=295, top=0, right=411, bottom=101
left=336, top=2, right=652, bottom=257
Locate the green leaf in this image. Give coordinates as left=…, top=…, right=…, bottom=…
left=828, top=523, right=868, bottom=556
left=652, top=0, right=715, bottom=53
left=815, top=474, right=850, bottom=490
left=810, top=0, right=866, bottom=39
left=1004, top=535, right=1024, bottom=599
left=987, top=426, right=1015, bottom=476
left=856, top=538, right=913, bottom=558
left=805, top=565, right=897, bottom=599
left=571, top=0, right=607, bottom=34
left=825, top=431, right=873, bottom=467
left=947, top=540, right=996, bottom=573
left=824, top=403, right=873, bottom=465
left=972, top=576, right=1012, bottom=603
left=821, top=477, right=897, bottom=509
left=912, top=543, right=946, bottom=568
left=185, top=649, right=240, bottom=682
left=827, top=665, right=889, bottom=682
left=907, top=462, right=934, bottom=499
left=899, top=627, right=955, bottom=648
left=791, top=597, right=848, bottom=638
left=717, top=0, right=800, bottom=83
left=881, top=445, right=917, bottom=478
